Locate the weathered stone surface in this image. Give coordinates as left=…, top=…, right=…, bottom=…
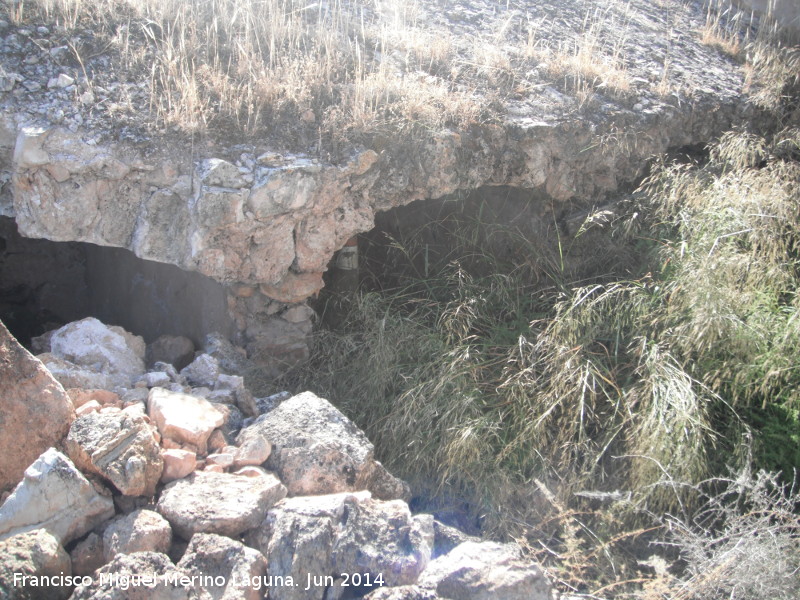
left=180, top=354, right=221, bottom=388
left=205, top=452, right=234, bottom=470
left=245, top=492, right=368, bottom=600
left=37, top=353, right=114, bottom=391
left=148, top=387, right=225, bottom=454
left=0, top=529, right=71, bottom=600
left=161, top=449, right=197, bottom=483
left=432, top=520, right=479, bottom=559
left=69, top=552, right=201, bottom=600
left=76, top=400, right=101, bottom=416
left=254, top=391, right=376, bottom=495
left=65, top=412, right=163, bottom=497
left=245, top=492, right=431, bottom=600
left=367, top=461, right=411, bottom=502
left=233, top=424, right=272, bottom=468
left=157, top=471, right=286, bottom=539
left=145, top=371, right=173, bottom=388
left=418, top=541, right=551, bottom=600
left=198, top=158, right=247, bottom=189
left=177, top=533, right=268, bottom=600
left=0, top=449, right=115, bottom=545
left=332, top=498, right=434, bottom=587
left=204, top=333, right=250, bottom=375
left=70, top=532, right=105, bottom=577
left=214, top=374, right=258, bottom=418
left=68, top=388, right=122, bottom=409
left=364, top=587, right=437, bottom=600
left=47, top=318, right=146, bottom=389
left=0, top=320, right=74, bottom=493
left=259, top=272, right=325, bottom=304
left=2, top=0, right=773, bottom=376
left=103, top=509, right=172, bottom=561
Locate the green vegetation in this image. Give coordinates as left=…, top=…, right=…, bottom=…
left=8, top=0, right=799, bottom=595
left=279, top=123, right=800, bottom=594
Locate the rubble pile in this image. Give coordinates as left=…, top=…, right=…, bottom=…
left=0, top=317, right=552, bottom=600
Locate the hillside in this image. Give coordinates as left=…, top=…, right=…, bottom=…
left=0, top=0, right=799, bottom=598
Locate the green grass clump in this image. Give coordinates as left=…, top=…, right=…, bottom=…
left=278, top=127, right=800, bottom=590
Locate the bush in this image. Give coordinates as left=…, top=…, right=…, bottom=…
left=662, top=470, right=800, bottom=600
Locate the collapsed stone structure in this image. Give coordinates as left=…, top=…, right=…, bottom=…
left=0, top=317, right=551, bottom=599
left=0, top=0, right=778, bottom=372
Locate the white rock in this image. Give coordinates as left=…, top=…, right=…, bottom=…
left=253, top=391, right=376, bottom=496
left=180, top=353, right=220, bottom=388
left=103, top=509, right=172, bottom=561
left=418, top=541, right=551, bottom=600
left=177, top=533, right=267, bottom=600
left=13, top=126, right=49, bottom=169
left=48, top=318, right=146, bottom=389
left=157, top=471, right=286, bottom=539
left=0, top=449, right=115, bottom=545
left=148, top=387, right=225, bottom=455
left=160, top=449, right=197, bottom=484
left=65, top=412, right=163, bottom=497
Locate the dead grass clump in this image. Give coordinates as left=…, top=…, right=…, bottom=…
left=699, top=1, right=747, bottom=58
left=662, top=470, right=800, bottom=600
left=278, top=126, right=800, bottom=597
left=543, top=27, right=632, bottom=98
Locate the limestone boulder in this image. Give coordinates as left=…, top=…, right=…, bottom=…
left=36, top=353, right=116, bottom=391
left=103, top=509, right=172, bottom=561
left=180, top=354, right=221, bottom=388
left=148, top=387, right=225, bottom=454
left=0, top=529, right=72, bottom=600
left=157, top=471, right=286, bottom=539
left=161, top=449, right=197, bottom=483
left=417, top=541, right=551, bottom=600
left=252, top=391, right=376, bottom=495
left=245, top=492, right=368, bottom=600
left=203, top=332, right=250, bottom=375
left=69, top=552, right=202, bottom=600
left=0, top=449, right=115, bottom=545
left=233, top=423, right=272, bottom=468
left=0, top=320, right=74, bottom=493
left=245, top=492, right=432, bottom=600
left=65, top=412, right=163, bottom=497
left=215, top=374, right=258, bottom=418
left=47, top=318, right=146, bottom=389
left=364, top=587, right=437, bottom=600
left=146, top=335, right=195, bottom=370
left=332, top=498, right=434, bottom=588
left=177, top=533, right=268, bottom=600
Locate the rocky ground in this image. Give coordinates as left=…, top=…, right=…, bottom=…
left=0, top=0, right=777, bottom=373
left=0, top=317, right=552, bottom=599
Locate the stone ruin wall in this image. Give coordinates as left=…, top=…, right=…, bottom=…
left=0, top=94, right=765, bottom=371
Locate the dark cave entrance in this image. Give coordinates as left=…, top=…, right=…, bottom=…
left=321, top=185, right=630, bottom=310
left=0, top=216, right=233, bottom=349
